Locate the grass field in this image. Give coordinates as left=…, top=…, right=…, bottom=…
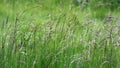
left=0, top=0, right=120, bottom=68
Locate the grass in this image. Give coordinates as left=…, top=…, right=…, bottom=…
left=0, top=0, right=120, bottom=68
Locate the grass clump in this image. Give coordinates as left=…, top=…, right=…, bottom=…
left=0, top=0, right=120, bottom=68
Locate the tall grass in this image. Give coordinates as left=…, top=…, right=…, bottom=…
left=0, top=0, right=120, bottom=68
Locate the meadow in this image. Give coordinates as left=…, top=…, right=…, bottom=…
left=0, top=0, right=120, bottom=68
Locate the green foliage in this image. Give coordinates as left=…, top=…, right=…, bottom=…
left=0, top=0, right=120, bottom=68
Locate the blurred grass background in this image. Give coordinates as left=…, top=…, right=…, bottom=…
left=0, top=0, right=120, bottom=68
